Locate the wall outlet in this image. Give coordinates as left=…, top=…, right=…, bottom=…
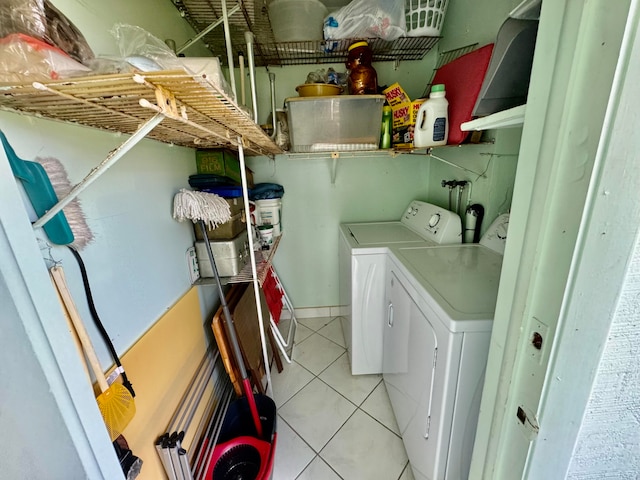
left=186, top=247, right=200, bottom=284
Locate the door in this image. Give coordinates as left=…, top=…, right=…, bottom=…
left=384, top=267, right=454, bottom=480
left=470, top=1, right=634, bottom=478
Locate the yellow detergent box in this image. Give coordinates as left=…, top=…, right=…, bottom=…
left=392, top=99, right=426, bottom=148
left=383, top=82, right=411, bottom=107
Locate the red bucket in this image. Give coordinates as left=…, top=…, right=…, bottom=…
left=206, top=394, right=277, bottom=480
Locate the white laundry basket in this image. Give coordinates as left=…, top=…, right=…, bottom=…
left=405, top=0, right=449, bottom=37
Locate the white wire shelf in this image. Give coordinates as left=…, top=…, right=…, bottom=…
left=0, top=70, right=282, bottom=157
left=195, top=234, right=281, bottom=287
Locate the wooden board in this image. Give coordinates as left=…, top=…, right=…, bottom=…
left=233, top=284, right=270, bottom=385
left=211, top=284, right=247, bottom=396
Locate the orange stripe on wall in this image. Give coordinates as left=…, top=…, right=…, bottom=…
left=116, top=287, right=211, bottom=480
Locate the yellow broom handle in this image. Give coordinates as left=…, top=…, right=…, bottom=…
left=50, top=266, right=109, bottom=393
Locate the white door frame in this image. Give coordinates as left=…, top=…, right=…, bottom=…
left=0, top=154, right=124, bottom=478
left=470, top=0, right=636, bottom=478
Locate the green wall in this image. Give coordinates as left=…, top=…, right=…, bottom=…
left=242, top=0, right=525, bottom=308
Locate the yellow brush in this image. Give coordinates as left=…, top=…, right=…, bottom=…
left=50, top=266, right=135, bottom=441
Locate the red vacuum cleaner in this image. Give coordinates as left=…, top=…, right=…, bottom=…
left=196, top=218, right=277, bottom=480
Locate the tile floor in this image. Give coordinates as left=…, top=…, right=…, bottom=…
left=270, top=316, right=414, bottom=480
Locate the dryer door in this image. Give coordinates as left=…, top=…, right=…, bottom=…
left=384, top=266, right=462, bottom=480
left=384, top=270, right=439, bottom=468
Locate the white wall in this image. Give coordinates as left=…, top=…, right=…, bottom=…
left=567, top=235, right=640, bottom=477
left=239, top=11, right=522, bottom=308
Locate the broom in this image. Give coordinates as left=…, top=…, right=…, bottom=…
left=37, top=155, right=94, bottom=250
left=0, top=130, right=94, bottom=249
left=50, top=265, right=135, bottom=441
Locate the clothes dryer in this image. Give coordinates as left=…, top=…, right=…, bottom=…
left=383, top=213, right=509, bottom=480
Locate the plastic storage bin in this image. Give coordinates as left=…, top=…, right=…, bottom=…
left=405, top=0, right=449, bottom=37
left=285, top=95, right=385, bottom=153
left=268, top=0, right=328, bottom=42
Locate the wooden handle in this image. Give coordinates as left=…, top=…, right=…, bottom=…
left=50, top=275, right=91, bottom=380
left=50, top=266, right=108, bottom=393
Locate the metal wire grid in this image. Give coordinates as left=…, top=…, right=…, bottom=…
left=170, top=0, right=441, bottom=66
left=255, top=36, right=441, bottom=66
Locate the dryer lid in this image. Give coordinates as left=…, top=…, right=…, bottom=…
left=396, top=245, right=504, bottom=322
left=347, top=222, right=429, bottom=245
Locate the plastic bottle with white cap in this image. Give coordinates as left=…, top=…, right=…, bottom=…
left=413, top=84, right=449, bottom=148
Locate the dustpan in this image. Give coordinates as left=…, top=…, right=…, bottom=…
left=0, top=129, right=74, bottom=245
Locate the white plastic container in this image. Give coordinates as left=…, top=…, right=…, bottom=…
left=268, top=0, right=328, bottom=42
left=405, top=0, right=449, bottom=37
left=414, top=84, right=449, bottom=148
left=255, top=198, right=282, bottom=236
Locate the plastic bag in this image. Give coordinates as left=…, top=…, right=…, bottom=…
left=0, top=33, right=91, bottom=82
left=249, top=183, right=284, bottom=200
left=0, top=0, right=94, bottom=65
left=323, top=0, right=406, bottom=41
left=110, top=23, right=183, bottom=71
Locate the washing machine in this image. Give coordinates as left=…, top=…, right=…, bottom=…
left=338, top=200, right=462, bottom=375
left=383, top=214, right=509, bottom=480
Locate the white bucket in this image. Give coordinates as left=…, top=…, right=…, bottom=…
left=268, top=0, right=328, bottom=42
left=255, top=198, right=282, bottom=236
left=258, top=225, right=274, bottom=246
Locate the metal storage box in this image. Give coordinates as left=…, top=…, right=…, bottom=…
left=195, top=230, right=249, bottom=277
left=285, top=95, right=385, bottom=153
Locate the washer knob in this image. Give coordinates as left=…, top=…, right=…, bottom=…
left=428, top=213, right=441, bottom=228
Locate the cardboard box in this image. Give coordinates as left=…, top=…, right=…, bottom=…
left=383, top=82, right=411, bottom=107
left=193, top=212, right=246, bottom=241
left=392, top=99, right=426, bottom=148
left=195, top=149, right=241, bottom=183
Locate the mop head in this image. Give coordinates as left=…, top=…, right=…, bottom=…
left=37, top=156, right=94, bottom=250
left=173, top=189, right=231, bottom=229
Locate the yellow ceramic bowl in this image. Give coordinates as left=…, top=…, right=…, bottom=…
left=295, top=83, right=343, bottom=97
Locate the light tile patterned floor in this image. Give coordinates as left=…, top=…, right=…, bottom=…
left=271, top=316, right=414, bottom=480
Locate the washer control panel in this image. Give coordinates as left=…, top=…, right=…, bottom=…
left=401, top=200, right=462, bottom=244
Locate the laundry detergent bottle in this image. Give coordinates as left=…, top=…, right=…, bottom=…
left=414, top=84, right=449, bottom=148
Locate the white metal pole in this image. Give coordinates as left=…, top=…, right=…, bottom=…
left=245, top=31, right=259, bottom=123
left=237, top=136, right=273, bottom=396
left=33, top=113, right=164, bottom=230
left=221, top=0, right=238, bottom=103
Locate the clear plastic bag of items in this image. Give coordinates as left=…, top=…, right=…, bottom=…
left=323, top=0, right=406, bottom=41
left=305, top=68, right=347, bottom=88
left=110, top=23, right=184, bottom=72
left=0, top=0, right=94, bottom=81
left=109, top=24, right=234, bottom=98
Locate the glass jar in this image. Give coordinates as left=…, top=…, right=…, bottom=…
left=346, top=41, right=378, bottom=95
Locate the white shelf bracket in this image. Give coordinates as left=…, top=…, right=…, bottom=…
left=331, top=152, right=339, bottom=184
left=33, top=113, right=165, bottom=230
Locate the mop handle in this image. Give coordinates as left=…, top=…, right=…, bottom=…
left=199, top=220, right=263, bottom=438
left=200, top=221, right=247, bottom=379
